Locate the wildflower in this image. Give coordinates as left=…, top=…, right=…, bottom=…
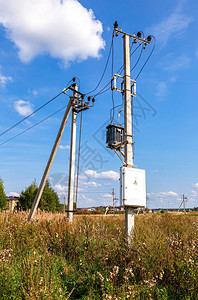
left=97, top=272, right=104, bottom=282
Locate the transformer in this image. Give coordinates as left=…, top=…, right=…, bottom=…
left=106, top=124, right=124, bottom=148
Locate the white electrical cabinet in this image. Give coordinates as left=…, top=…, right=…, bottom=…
left=120, top=167, right=146, bottom=207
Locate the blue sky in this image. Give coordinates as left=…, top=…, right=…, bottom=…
left=0, top=0, right=198, bottom=209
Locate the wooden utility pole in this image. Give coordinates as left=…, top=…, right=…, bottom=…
left=67, top=84, right=78, bottom=223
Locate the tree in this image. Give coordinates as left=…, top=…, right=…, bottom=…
left=0, top=178, right=7, bottom=210
left=19, top=180, right=60, bottom=212
left=19, top=180, right=38, bottom=210
left=40, top=180, right=60, bottom=212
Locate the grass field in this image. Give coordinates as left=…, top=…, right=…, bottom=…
left=0, top=211, right=197, bottom=299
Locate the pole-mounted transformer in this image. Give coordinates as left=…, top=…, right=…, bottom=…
left=106, top=124, right=124, bottom=148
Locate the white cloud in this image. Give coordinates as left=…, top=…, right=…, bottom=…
left=149, top=5, right=192, bottom=47
left=0, top=0, right=105, bottom=65
left=81, top=194, right=95, bottom=203
left=32, top=90, right=39, bottom=96
left=167, top=191, right=178, bottom=197
left=156, top=81, right=167, bottom=97
left=54, top=183, right=84, bottom=197
left=59, top=144, right=70, bottom=150
left=0, top=72, right=12, bottom=87
left=190, top=191, right=197, bottom=197
left=103, top=193, right=112, bottom=198
left=148, top=191, right=178, bottom=198
left=14, top=100, right=33, bottom=116
left=159, top=191, right=178, bottom=197
left=8, top=192, right=20, bottom=197
left=54, top=184, right=67, bottom=193
left=163, top=55, right=190, bottom=72
left=80, top=181, right=101, bottom=188
left=147, top=190, right=180, bottom=209
left=193, top=183, right=198, bottom=189
left=169, top=77, right=176, bottom=83
left=150, top=169, right=160, bottom=173
left=84, top=170, right=119, bottom=181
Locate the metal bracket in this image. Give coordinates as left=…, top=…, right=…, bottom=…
left=113, top=149, right=126, bottom=165
left=114, top=28, right=150, bottom=45
left=71, top=96, right=90, bottom=113
left=111, top=74, right=136, bottom=96
left=107, top=140, right=127, bottom=151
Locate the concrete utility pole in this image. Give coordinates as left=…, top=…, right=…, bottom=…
left=27, top=81, right=91, bottom=222
left=124, top=34, right=133, bottom=168
left=107, top=23, right=151, bottom=242
left=112, top=188, right=115, bottom=215
left=177, top=194, right=187, bottom=215
left=67, top=84, right=78, bottom=223
left=28, top=97, right=73, bottom=221
left=183, top=194, right=186, bottom=215
left=63, top=196, right=66, bottom=213
left=123, top=33, right=135, bottom=238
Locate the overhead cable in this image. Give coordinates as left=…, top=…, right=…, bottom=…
left=85, top=30, right=115, bottom=95
left=0, top=103, right=68, bottom=146
left=0, top=91, right=64, bottom=138
left=135, top=36, right=156, bottom=80
left=93, top=43, right=144, bottom=99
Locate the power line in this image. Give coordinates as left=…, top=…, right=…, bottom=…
left=93, top=43, right=144, bottom=99
left=93, top=38, right=154, bottom=99
left=110, top=43, right=144, bottom=121
left=0, top=103, right=69, bottom=146
left=0, top=91, right=64, bottom=138
left=131, top=44, right=144, bottom=71
left=135, top=36, right=156, bottom=80
left=94, top=85, right=111, bottom=97
left=117, top=42, right=143, bottom=75
left=85, top=30, right=114, bottom=96
left=111, top=29, right=115, bottom=122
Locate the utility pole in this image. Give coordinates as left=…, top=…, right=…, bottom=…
left=124, top=34, right=133, bottom=168
left=67, top=84, right=78, bottom=223
left=183, top=195, right=186, bottom=215
left=123, top=33, right=135, bottom=238
left=27, top=81, right=91, bottom=222
left=112, top=188, right=115, bottom=216
left=28, top=98, right=73, bottom=221
left=112, top=189, right=118, bottom=216
left=107, top=23, right=151, bottom=242
left=177, top=194, right=187, bottom=215
left=28, top=97, right=73, bottom=221
left=63, top=196, right=66, bottom=213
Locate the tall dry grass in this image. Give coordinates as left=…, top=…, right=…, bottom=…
left=0, top=211, right=197, bottom=299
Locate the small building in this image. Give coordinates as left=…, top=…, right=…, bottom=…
left=119, top=206, right=125, bottom=212
left=6, top=196, right=19, bottom=211
left=87, top=207, right=96, bottom=211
